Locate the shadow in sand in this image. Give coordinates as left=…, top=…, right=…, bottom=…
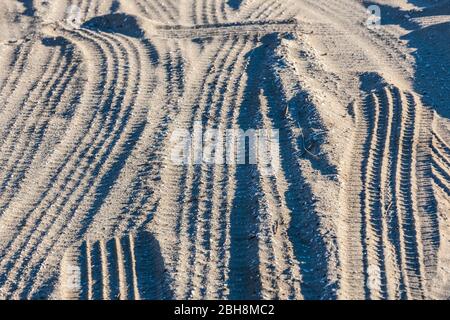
left=81, top=13, right=145, bottom=38
left=364, top=0, right=450, bottom=119
left=407, top=0, right=450, bottom=12
left=228, top=36, right=265, bottom=300
left=228, top=0, right=243, bottom=10
left=259, top=34, right=336, bottom=299
left=41, top=36, right=71, bottom=47
left=133, top=232, right=174, bottom=299
left=19, top=0, right=35, bottom=17
left=228, top=33, right=336, bottom=299
left=81, top=13, right=160, bottom=66
left=406, top=21, right=450, bottom=119
left=111, top=0, right=120, bottom=13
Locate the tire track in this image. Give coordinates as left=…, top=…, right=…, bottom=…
left=0, top=45, right=15, bottom=89
left=184, top=37, right=250, bottom=299
left=340, top=87, right=370, bottom=299
left=1, top=0, right=445, bottom=300
left=431, top=152, right=450, bottom=197
left=200, top=0, right=209, bottom=25
left=0, top=29, right=122, bottom=296
left=361, top=91, right=389, bottom=300
left=182, top=35, right=259, bottom=299
left=0, top=41, right=52, bottom=144
left=136, top=35, right=244, bottom=300
left=157, top=0, right=179, bottom=22
left=82, top=39, right=191, bottom=297
left=69, top=31, right=156, bottom=240
left=432, top=130, right=450, bottom=192
left=128, top=41, right=213, bottom=295
left=77, top=38, right=184, bottom=265
left=59, top=242, right=88, bottom=300
left=0, top=27, right=145, bottom=298
left=0, top=27, right=117, bottom=258
left=0, top=48, right=61, bottom=154
left=218, top=0, right=228, bottom=22
left=380, top=86, right=407, bottom=299
left=226, top=39, right=265, bottom=299
left=209, top=0, right=220, bottom=24
left=134, top=0, right=176, bottom=23
left=191, top=0, right=199, bottom=25
left=0, top=40, right=80, bottom=216
left=259, top=37, right=335, bottom=299
left=341, top=82, right=436, bottom=299
left=201, top=38, right=255, bottom=299
left=182, top=38, right=248, bottom=298
left=397, top=92, right=425, bottom=299
left=71, top=34, right=160, bottom=241
left=20, top=31, right=153, bottom=298
left=257, top=89, right=304, bottom=300
left=243, top=0, right=280, bottom=21
left=60, top=232, right=169, bottom=300
left=259, top=2, right=286, bottom=21
left=0, top=40, right=34, bottom=102
left=414, top=104, right=440, bottom=296
left=87, top=40, right=180, bottom=240
left=300, top=0, right=412, bottom=78
left=167, top=36, right=245, bottom=299
left=431, top=127, right=450, bottom=196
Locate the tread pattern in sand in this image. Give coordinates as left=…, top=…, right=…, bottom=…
left=60, top=232, right=170, bottom=300
left=0, top=0, right=449, bottom=300
left=341, top=83, right=441, bottom=300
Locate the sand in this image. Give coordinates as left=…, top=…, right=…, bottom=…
left=0, top=0, right=448, bottom=300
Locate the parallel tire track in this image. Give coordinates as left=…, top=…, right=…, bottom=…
left=60, top=232, right=168, bottom=300
left=0, top=41, right=80, bottom=215
left=166, top=36, right=245, bottom=299
left=184, top=37, right=250, bottom=299
left=342, top=84, right=439, bottom=300
left=23, top=30, right=150, bottom=298
left=134, top=0, right=176, bottom=23
left=0, top=26, right=147, bottom=298
left=0, top=40, right=35, bottom=104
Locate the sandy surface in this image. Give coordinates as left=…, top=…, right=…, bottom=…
left=0, top=0, right=448, bottom=300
